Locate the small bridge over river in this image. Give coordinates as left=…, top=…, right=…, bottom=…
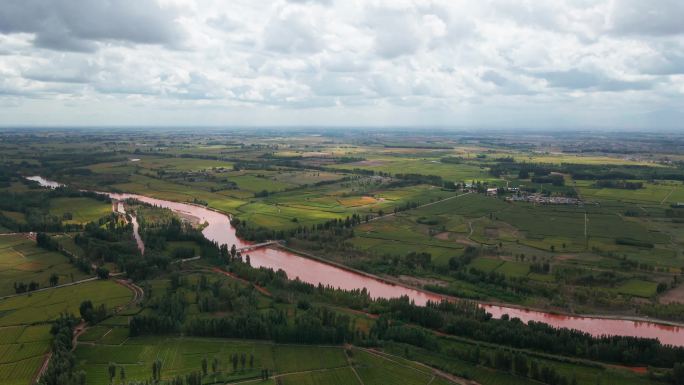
left=236, top=240, right=283, bottom=253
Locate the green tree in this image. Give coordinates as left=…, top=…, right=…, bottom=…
left=96, top=266, right=110, bottom=279
left=107, top=362, right=116, bottom=384
left=513, top=353, right=528, bottom=377
left=674, top=363, right=684, bottom=385
left=152, top=359, right=162, bottom=382
left=80, top=300, right=94, bottom=322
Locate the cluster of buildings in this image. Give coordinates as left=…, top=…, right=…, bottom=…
left=505, top=193, right=582, bottom=205
left=485, top=187, right=518, bottom=196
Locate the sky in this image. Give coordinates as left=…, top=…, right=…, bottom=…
left=0, top=0, right=683, bottom=129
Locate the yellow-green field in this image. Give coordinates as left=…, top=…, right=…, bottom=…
left=0, top=235, right=89, bottom=296
left=0, top=279, right=132, bottom=327
left=49, top=197, right=112, bottom=224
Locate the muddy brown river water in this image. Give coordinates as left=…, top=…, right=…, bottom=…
left=27, top=176, right=684, bottom=346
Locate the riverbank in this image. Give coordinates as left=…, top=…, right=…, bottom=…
left=25, top=175, right=684, bottom=345
left=275, top=244, right=684, bottom=330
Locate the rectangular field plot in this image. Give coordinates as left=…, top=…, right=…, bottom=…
left=468, top=258, right=504, bottom=272
left=495, top=261, right=530, bottom=277
left=0, top=355, right=45, bottom=385
left=76, top=337, right=359, bottom=385
left=77, top=338, right=276, bottom=384
left=280, top=367, right=360, bottom=385
left=353, top=349, right=435, bottom=385
left=98, top=327, right=130, bottom=345
left=0, top=325, right=51, bottom=385
left=273, top=345, right=347, bottom=373
left=0, top=234, right=89, bottom=297
left=615, top=279, right=659, bottom=298
left=49, top=197, right=112, bottom=224
left=0, top=280, right=132, bottom=327
left=78, top=326, right=111, bottom=342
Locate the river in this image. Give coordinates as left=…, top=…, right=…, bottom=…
left=27, top=176, right=684, bottom=346
left=115, top=201, right=145, bottom=255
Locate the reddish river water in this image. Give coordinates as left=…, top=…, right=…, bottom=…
left=27, top=176, right=684, bottom=346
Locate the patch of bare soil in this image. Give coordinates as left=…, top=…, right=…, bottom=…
left=659, top=283, right=684, bottom=304
left=484, top=227, right=499, bottom=238
left=178, top=212, right=201, bottom=226
left=453, top=234, right=478, bottom=246
left=434, top=231, right=451, bottom=240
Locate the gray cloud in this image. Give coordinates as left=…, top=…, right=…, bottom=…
left=639, top=49, right=684, bottom=75
left=206, top=15, right=242, bottom=32
left=0, top=0, right=682, bottom=129
left=609, top=0, right=684, bottom=36
left=286, top=0, right=333, bottom=5
left=0, top=0, right=183, bottom=52
left=309, top=73, right=365, bottom=96
left=262, top=12, right=322, bottom=54
left=535, top=69, right=653, bottom=91
left=481, top=70, right=509, bottom=87
left=22, top=56, right=100, bottom=83
left=366, top=8, right=424, bottom=59
left=481, top=70, right=536, bottom=95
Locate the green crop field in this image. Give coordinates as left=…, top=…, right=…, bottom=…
left=383, top=339, right=655, bottom=385
left=76, top=338, right=366, bottom=385
left=0, top=210, right=26, bottom=224
left=75, top=335, right=461, bottom=385
left=495, top=261, right=530, bottom=277
left=0, top=277, right=133, bottom=385
left=0, top=324, right=52, bottom=385
left=49, top=197, right=112, bottom=224
left=272, top=345, right=348, bottom=373
left=468, top=258, right=504, bottom=272
left=0, top=235, right=89, bottom=296
left=0, top=280, right=132, bottom=327
left=279, top=366, right=359, bottom=385
left=353, top=349, right=435, bottom=385
left=615, top=279, right=659, bottom=298
left=336, top=157, right=499, bottom=183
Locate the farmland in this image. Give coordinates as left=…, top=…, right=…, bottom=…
left=0, top=279, right=132, bottom=327
left=0, top=279, right=134, bottom=385
left=2, top=130, right=684, bottom=315
left=0, top=234, right=88, bottom=297
left=1, top=129, right=683, bottom=385
left=48, top=197, right=112, bottom=225
left=74, top=336, right=472, bottom=385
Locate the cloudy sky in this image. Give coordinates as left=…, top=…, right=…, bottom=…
left=0, top=0, right=683, bottom=129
